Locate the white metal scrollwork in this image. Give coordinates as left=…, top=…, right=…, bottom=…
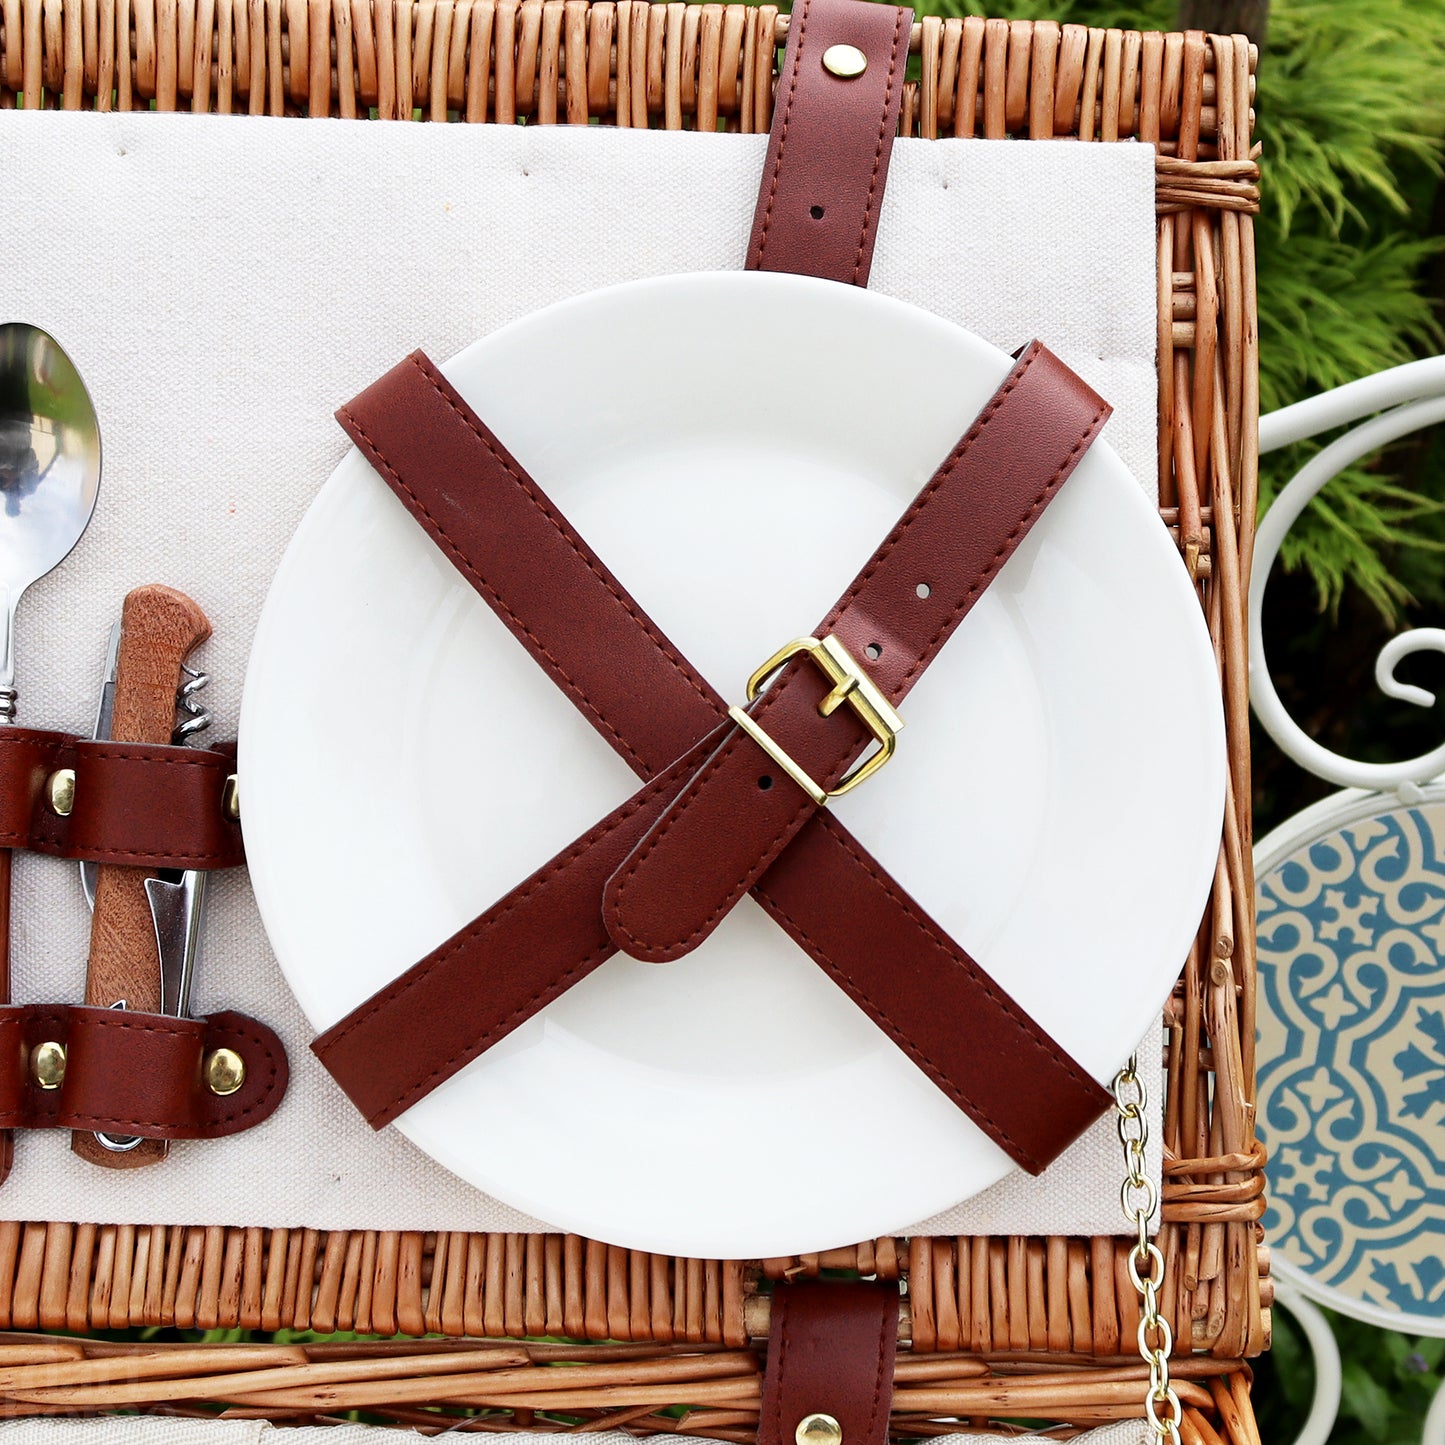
left=1251, top=355, right=1445, bottom=791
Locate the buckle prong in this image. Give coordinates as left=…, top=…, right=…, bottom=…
left=729, top=634, right=904, bottom=805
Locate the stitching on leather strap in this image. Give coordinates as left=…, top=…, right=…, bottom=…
left=770, top=1290, right=791, bottom=1445
left=201, top=1014, right=287, bottom=1132
left=340, top=401, right=649, bottom=777
left=750, top=0, right=810, bottom=269
left=339, top=352, right=720, bottom=781
left=605, top=353, right=1056, bottom=949
left=0, top=730, right=241, bottom=864
left=851, top=5, right=907, bottom=284
left=314, top=734, right=724, bottom=1126
left=405, top=354, right=721, bottom=719
left=864, top=1290, right=891, bottom=1444
left=0, top=1007, right=286, bottom=1138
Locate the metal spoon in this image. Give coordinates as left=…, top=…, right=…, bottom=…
left=0, top=324, right=102, bottom=724
left=0, top=326, right=102, bottom=1158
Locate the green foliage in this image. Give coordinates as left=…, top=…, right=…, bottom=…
left=1260, top=2, right=1445, bottom=235
left=1251, top=0, right=1445, bottom=621
left=907, top=0, right=1445, bottom=622
left=1254, top=1307, right=1445, bottom=1445
left=908, top=0, right=1169, bottom=22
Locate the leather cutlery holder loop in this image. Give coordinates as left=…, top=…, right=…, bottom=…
left=0, top=1004, right=287, bottom=1139
left=0, top=727, right=244, bottom=869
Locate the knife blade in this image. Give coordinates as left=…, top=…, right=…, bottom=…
left=78, top=621, right=118, bottom=910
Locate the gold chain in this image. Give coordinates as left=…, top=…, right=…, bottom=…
left=1113, top=1054, right=1183, bottom=1445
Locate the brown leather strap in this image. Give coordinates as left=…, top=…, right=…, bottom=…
left=313, top=350, right=1112, bottom=1172
left=313, top=731, right=724, bottom=1130
left=759, top=1281, right=897, bottom=1445
left=0, top=1005, right=287, bottom=1140
left=0, top=729, right=243, bottom=869
left=604, top=344, right=1108, bottom=961
left=747, top=0, right=912, bottom=286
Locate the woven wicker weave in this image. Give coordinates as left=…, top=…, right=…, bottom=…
left=0, top=6, right=1264, bottom=1440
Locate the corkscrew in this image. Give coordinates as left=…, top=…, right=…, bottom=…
left=76, top=588, right=216, bottom=1162
left=173, top=661, right=212, bottom=741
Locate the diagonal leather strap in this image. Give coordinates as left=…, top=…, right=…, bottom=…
left=759, top=1281, right=898, bottom=1445
left=604, top=344, right=1107, bottom=962
left=312, top=350, right=1112, bottom=1173
left=747, top=0, right=912, bottom=286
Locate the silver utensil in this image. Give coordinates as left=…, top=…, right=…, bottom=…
left=144, top=869, right=206, bottom=1020
left=0, top=326, right=101, bottom=1166
left=0, top=324, right=103, bottom=725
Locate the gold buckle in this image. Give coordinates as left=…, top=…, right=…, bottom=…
left=726, top=634, right=904, bottom=806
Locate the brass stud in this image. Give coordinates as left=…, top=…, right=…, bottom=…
left=822, top=44, right=867, bottom=78
left=31, top=1041, right=66, bottom=1090
left=46, top=768, right=76, bottom=817
left=797, top=1415, right=843, bottom=1445
left=204, top=1047, right=245, bottom=1096
left=222, top=774, right=240, bottom=822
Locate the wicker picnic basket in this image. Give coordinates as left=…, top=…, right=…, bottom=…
left=0, top=5, right=1265, bottom=1441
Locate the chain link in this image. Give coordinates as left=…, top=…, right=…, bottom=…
left=1114, top=1054, right=1183, bottom=1445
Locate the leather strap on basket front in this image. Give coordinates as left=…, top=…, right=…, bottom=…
left=314, top=349, right=1113, bottom=1174
left=760, top=1281, right=897, bottom=1445
left=747, top=0, right=912, bottom=285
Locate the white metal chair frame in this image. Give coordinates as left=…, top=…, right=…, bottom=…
left=1252, top=355, right=1445, bottom=1445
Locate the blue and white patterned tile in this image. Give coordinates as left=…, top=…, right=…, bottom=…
left=1257, top=793, right=1445, bottom=1335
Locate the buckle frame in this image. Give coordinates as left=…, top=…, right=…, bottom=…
left=726, top=634, right=904, bottom=806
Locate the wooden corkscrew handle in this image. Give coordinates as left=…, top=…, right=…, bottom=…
left=72, top=585, right=211, bottom=1169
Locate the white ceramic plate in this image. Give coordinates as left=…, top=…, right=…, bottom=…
left=242, top=272, right=1225, bottom=1258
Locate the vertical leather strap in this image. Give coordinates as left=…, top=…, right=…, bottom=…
left=759, top=1281, right=898, bottom=1445
left=747, top=0, right=912, bottom=286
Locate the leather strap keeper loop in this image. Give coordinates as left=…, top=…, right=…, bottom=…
left=0, top=728, right=244, bottom=869
left=0, top=1005, right=287, bottom=1139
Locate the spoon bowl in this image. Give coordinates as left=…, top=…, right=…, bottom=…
left=0, top=323, right=101, bottom=1180
left=0, top=323, right=102, bottom=717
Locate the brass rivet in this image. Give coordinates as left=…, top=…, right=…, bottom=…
left=31, top=1041, right=66, bottom=1090
left=797, top=1415, right=843, bottom=1445
left=822, top=44, right=867, bottom=78
left=46, top=768, right=76, bottom=817
left=204, top=1048, right=245, bottom=1096
left=222, top=774, right=240, bottom=822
